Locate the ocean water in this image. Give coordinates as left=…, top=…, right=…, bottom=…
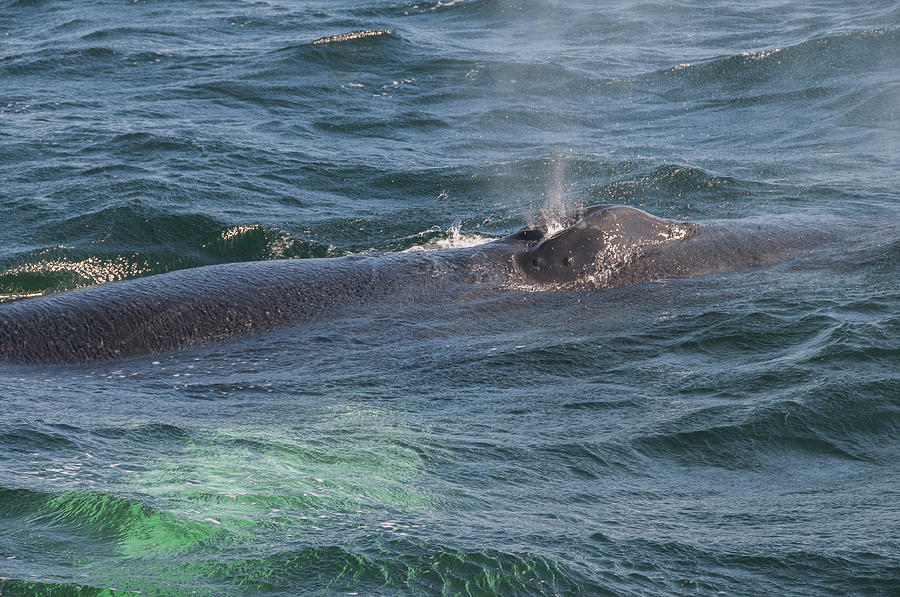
left=1, top=0, right=899, bottom=595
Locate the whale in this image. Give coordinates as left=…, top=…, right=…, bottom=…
left=0, top=205, right=825, bottom=364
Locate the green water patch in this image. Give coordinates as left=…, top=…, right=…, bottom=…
left=124, top=420, right=437, bottom=526
left=0, top=413, right=443, bottom=594
left=0, top=579, right=122, bottom=597
left=0, top=487, right=229, bottom=594
left=64, top=413, right=444, bottom=593
left=218, top=544, right=589, bottom=596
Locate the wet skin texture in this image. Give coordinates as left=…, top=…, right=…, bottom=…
left=0, top=205, right=823, bottom=364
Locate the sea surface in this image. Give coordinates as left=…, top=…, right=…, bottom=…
left=1, top=0, right=899, bottom=595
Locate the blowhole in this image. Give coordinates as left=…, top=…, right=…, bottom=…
left=513, top=228, right=545, bottom=242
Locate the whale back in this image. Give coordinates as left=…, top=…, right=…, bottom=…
left=0, top=255, right=424, bottom=364
left=0, top=204, right=832, bottom=364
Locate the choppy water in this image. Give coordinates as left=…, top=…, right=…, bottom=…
left=1, top=0, right=899, bottom=595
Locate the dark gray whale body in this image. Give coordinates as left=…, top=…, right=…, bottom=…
left=0, top=205, right=821, bottom=364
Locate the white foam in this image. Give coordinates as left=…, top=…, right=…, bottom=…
left=402, top=223, right=493, bottom=252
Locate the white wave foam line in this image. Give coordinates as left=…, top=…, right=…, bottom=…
left=313, top=29, right=392, bottom=45
left=432, top=0, right=466, bottom=10
left=743, top=47, right=782, bottom=60
left=402, top=224, right=493, bottom=252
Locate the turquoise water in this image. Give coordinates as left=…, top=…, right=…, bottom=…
left=1, top=0, right=898, bottom=595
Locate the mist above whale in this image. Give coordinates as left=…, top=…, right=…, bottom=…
left=0, top=205, right=829, bottom=364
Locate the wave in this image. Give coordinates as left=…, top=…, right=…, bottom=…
left=1, top=537, right=894, bottom=596
left=0, top=542, right=591, bottom=596
left=651, top=28, right=900, bottom=100
left=0, top=206, right=335, bottom=299
left=397, top=0, right=581, bottom=25
left=0, top=46, right=120, bottom=77
left=0, top=424, right=82, bottom=453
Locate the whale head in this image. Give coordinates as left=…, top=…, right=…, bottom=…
left=513, top=205, right=696, bottom=285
